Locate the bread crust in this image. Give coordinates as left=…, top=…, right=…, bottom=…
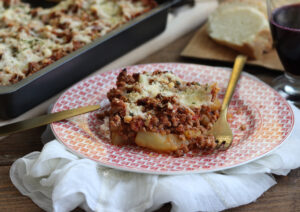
left=209, top=28, right=272, bottom=59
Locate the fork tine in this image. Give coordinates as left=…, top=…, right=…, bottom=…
left=216, top=139, right=232, bottom=150
left=214, top=136, right=233, bottom=150
left=222, top=140, right=233, bottom=150
left=215, top=139, right=222, bottom=149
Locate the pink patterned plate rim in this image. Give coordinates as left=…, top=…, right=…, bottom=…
left=51, top=63, right=295, bottom=175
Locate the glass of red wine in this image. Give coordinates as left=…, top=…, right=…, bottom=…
left=267, top=0, right=300, bottom=104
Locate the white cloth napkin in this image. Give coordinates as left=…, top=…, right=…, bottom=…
left=10, top=104, right=300, bottom=212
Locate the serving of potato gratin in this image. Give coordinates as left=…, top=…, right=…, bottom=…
left=98, top=69, right=221, bottom=156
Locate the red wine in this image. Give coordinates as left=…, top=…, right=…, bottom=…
left=270, top=4, right=300, bottom=76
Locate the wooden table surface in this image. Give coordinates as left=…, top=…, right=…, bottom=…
left=0, top=29, right=299, bottom=212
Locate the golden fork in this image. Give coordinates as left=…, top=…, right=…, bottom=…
left=210, top=55, right=247, bottom=150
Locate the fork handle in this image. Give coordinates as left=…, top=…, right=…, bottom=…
left=221, top=55, right=247, bottom=112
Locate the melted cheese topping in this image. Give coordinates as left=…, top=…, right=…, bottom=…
left=124, top=72, right=214, bottom=118
left=0, top=0, right=156, bottom=85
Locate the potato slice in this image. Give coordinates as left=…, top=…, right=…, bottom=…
left=135, top=131, right=184, bottom=153
left=111, top=131, right=127, bottom=145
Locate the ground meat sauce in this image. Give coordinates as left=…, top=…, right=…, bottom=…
left=99, top=69, right=221, bottom=156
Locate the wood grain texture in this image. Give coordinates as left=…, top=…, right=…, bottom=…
left=0, top=28, right=299, bottom=212
left=0, top=166, right=42, bottom=212
left=0, top=127, right=44, bottom=166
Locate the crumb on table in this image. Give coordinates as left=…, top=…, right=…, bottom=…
left=240, top=124, right=246, bottom=131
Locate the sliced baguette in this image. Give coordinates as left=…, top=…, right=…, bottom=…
left=207, top=2, right=272, bottom=59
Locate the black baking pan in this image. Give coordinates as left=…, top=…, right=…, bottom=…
left=0, top=0, right=182, bottom=119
